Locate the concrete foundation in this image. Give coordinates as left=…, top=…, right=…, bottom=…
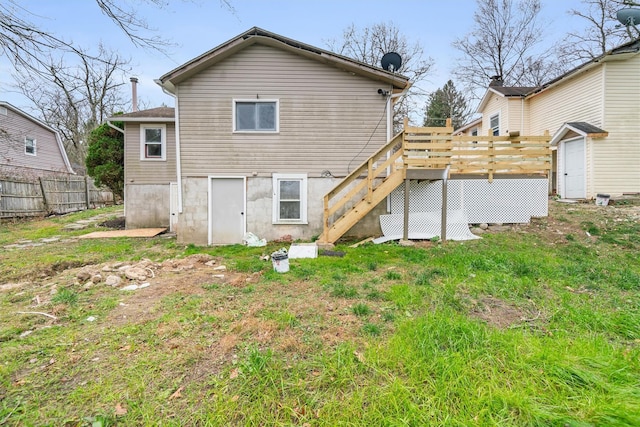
left=125, top=183, right=170, bottom=229
left=175, top=175, right=388, bottom=245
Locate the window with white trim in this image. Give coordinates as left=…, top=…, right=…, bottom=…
left=490, top=113, right=500, bottom=136
left=140, top=124, right=166, bottom=161
left=272, top=173, right=307, bottom=224
left=25, top=137, right=36, bottom=155
left=471, top=128, right=478, bottom=144
left=234, top=100, right=278, bottom=132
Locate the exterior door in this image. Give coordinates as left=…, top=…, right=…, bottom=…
left=169, top=182, right=178, bottom=232
left=563, top=138, right=585, bottom=199
left=209, top=177, right=245, bottom=245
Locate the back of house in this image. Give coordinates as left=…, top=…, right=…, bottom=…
left=116, top=27, right=409, bottom=245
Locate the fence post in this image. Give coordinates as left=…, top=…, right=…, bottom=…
left=84, top=176, right=91, bottom=210
left=38, top=177, right=49, bottom=213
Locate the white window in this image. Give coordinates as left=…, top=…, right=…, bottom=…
left=490, top=113, right=500, bottom=136
left=25, top=137, right=36, bottom=155
left=233, top=100, right=278, bottom=132
left=272, top=173, right=307, bottom=224
left=140, top=124, right=166, bottom=161
left=471, top=128, right=478, bottom=144
left=0, top=107, right=7, bottom=115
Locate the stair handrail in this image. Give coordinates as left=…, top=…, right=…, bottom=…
left=322, top=131, right=404, bottom=241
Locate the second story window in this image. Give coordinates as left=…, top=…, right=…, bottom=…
left=25, top=137, right=36, bottom=155
left=140, top=124, right=166, bottom=161
left=234, top=100, right=278, bottom=132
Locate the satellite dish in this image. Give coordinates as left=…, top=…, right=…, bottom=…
left=381, top=52, right=402, bottom=72
left=617, top=7, right=640, bottom=26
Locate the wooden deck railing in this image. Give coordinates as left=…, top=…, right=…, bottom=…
left=319, top=120, right=552, bottom=243
left=403, top=122, right=551, bottom=181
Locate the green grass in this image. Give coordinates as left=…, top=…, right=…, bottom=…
left=1, top=203, right=640, bottom=425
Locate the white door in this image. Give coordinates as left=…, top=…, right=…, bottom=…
left=169, top=182, right=178, bottom=232
left=563, top=138, right=585, bottom=199
left=209, top=177, right=245, bottom=245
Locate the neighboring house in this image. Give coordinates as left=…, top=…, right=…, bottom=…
left=468, top=38, right=640, bottom=199
left=0, top=101, right=74, bottom=180
left=112, top=27, right=409, bottom=245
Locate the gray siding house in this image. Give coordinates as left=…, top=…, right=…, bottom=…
left=0, top=101, right=74, bottom=180
left=116, top=27, right=409, bottom=245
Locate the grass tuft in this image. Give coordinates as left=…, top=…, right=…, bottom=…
left=352, top=303, right=371, bottom=316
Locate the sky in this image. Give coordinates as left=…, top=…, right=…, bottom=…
left=0, top=0, right=588, bottom=113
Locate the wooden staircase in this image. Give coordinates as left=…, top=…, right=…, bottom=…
left=319, top=132, right=405, bottom=244
left=318, top=120, right=552, bottom=244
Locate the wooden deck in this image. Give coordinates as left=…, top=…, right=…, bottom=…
left=319, top=119, right=552, bottom=244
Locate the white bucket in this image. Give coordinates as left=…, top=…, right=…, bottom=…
left=271, top=253, right=289, bottom=273
left=595, top=194, right=610, bottom=206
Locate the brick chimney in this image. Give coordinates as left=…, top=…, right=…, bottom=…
left=489, top=75, right=503, bottom=87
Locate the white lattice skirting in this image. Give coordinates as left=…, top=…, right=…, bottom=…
left=375, top=178, right=548, bottom=243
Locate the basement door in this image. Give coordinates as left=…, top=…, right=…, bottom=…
left=208, top=177, right=246, bottom=245
left=563, top=138, right=586, bottom=199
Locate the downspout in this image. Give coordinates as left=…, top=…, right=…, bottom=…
left=157, top=81, right=183, bottom=213
left=521, top=96, right=524, bottom=134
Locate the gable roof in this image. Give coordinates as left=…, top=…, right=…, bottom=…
left=0, top=101, right=74, bottom=174
left=549, top=122, right=609, bottom=146
left=477, top=85, right=539, bottom=112
left=158, top=27, right=411, bottom=93
left=477, top=38, right=640, bottom=113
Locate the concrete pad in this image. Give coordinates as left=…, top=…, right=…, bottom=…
left=79, top=228, right=166, bottom=239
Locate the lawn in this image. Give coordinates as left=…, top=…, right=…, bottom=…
left=1, top=201, right=639, bottom=426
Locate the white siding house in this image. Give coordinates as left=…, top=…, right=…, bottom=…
left=469, top=39, right=640, bottom=199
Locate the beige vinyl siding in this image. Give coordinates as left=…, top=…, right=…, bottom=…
left=528, top=66, right=604, bottom=135
left=176, top=44, right=389, bottom=177
left=594, top=55, right=640, bottom=195
left=0, top=107, right=68, bottom=175
left=481, top=94, right=507, bottom=135
left=506, top=97, right=528, bottom=134
left=124, top=122, right=177, bottom=184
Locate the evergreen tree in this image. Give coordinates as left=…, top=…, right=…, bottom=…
left=423, top=80, right=470, bottom=130
left=86, top=121, right=124, bottom=200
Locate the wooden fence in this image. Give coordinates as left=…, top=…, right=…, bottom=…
left=0, top=176, right=114, bottom=218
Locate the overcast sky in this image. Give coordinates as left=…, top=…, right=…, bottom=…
left=1, top=0, right=587, bottom=112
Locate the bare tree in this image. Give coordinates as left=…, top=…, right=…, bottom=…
left=556, top=0, right=640, bottom=65
left=12, top=45, right=131, bottom=164
left=452, top=0, right=557, bottom=98
left=326, top=22, right=434, bottom=127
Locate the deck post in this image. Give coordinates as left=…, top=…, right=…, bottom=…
left=441, top=177, right=447, bottom=242
left=403, top=174, right=410, bottom=241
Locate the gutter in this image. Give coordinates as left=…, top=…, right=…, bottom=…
left=106, top=121, right=124, bottom=134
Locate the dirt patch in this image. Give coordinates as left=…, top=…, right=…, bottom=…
left=99, top=217, right=125, bottom=229
left=469, top=296, right=542, bottom=329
